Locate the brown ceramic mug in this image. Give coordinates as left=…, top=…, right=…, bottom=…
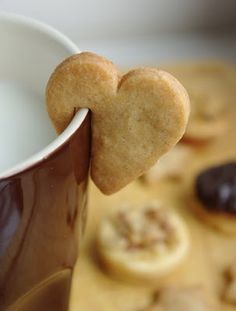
left=0, top=13, right=90, bottom=310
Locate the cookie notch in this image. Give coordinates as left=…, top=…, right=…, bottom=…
left=46, top=52, right=190, bottom=194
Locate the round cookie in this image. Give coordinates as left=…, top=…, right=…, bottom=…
left=143, top=143, right=192, bottom=184
left=223, top=263, right=236, bottom=304
left=97, top=201, right=189, bottom=282
left=141, top=286, right=219, bottom=311
left=167, top=62, right=235, bottom=142
left=193, top=162, right=236, bottom=235
left=192, top=200, right=236, bottom=235
left=46, top=52, right=189, bottom=194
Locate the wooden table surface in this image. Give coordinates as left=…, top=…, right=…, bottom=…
left=70, top=98, right=236, bottom=311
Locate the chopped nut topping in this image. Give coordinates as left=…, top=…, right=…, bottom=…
left=112, top=204, right=177, bottom=251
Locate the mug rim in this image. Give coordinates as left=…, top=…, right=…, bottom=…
left=0, top=12, right=89, bottom=180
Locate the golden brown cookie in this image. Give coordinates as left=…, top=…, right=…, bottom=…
left=97, top=201, right=189, bottom=282
left=192, top=199, right=236, bottom=235
left=142, top=286, right=219, bottom=311
left=46, top=52, right=189, bottom=194
left=167, top=62, right=235, bottom=142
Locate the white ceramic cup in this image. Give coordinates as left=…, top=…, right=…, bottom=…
left=0, top=12, right=88, bottom=177
left=0, top=13, right=90, bottom=311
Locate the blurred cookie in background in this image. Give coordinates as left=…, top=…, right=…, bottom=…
left=223, top=263, right=236, bottom=305
left=142, top=144, right=192, bottom=185
left=167, top=62, right=236, bottom=143
left=140, top=286, right=219, bottom=311
left=96, top=201, right=189, bottom=282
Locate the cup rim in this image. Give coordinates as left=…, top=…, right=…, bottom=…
left=0, top=12, right=89, bottom=180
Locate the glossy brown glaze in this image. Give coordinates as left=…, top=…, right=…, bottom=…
left=0, top=113, right=91, bottom=310
left=196, top=162, right=236, bottom=214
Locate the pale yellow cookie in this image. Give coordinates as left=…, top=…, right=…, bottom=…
left=97, top=202, right=189, bottom=282
left=142, top=286, right=219, bottom=311
left=143, top=143, right=192, bottom=184
left=167, top=62, right=235, bottom=142
left=46, top=52, right=189, bottom=194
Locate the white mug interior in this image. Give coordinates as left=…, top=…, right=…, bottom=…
left=0, top=13, right=87, bottom=177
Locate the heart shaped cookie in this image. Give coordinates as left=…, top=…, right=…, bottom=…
left=46, top=52, right=189, bottom=194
